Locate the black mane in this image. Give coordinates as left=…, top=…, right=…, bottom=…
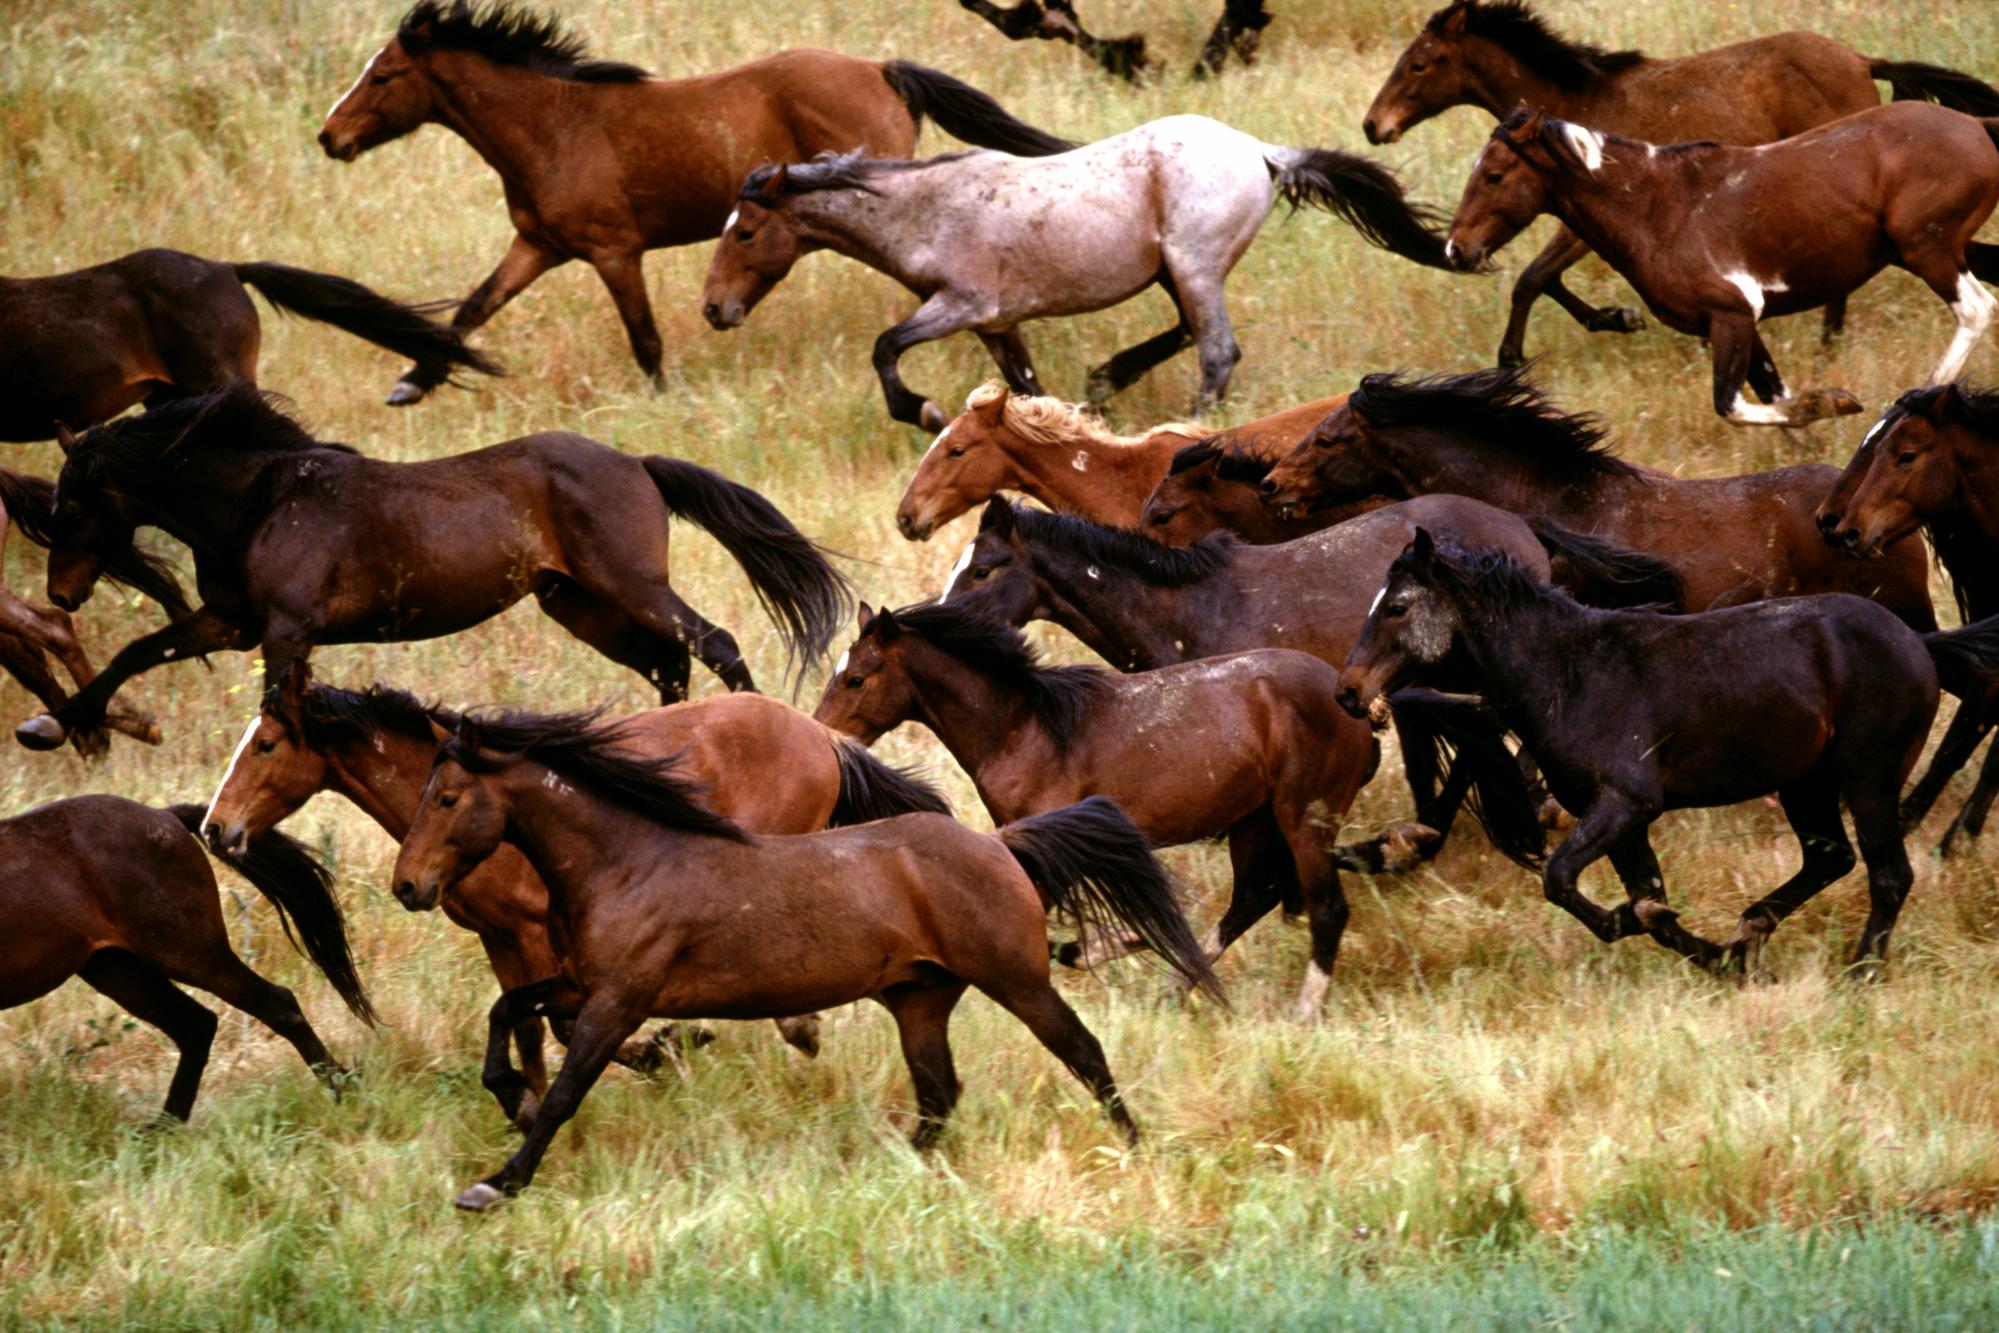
left=398, top=1, right=649, bottom=82
left=1424, top=538, right=1577, bottom=621
left=294, top=682, right=439, bottom=750
left=739, top=149, right=979, bottom=203
left=1165, top=439, right=1223, bottom=477
left=1901, top=380, right=1999, bottom=435
left=883, top=602, right=1109, bottom=749
left=65, top=384, right=354, bottom=492
left=1008, top=501, right=1233, bottom=586
left=1350, top=365, right=1637, bottom=480
left=1434, top=0, right=1643, bottom=90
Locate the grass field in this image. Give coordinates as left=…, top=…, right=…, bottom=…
left=6, top=0, right=1999, bottom=1325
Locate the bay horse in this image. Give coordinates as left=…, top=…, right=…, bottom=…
left=815, top=602, right=1376, bottom=1017
left=1446, top=105, right=1999, bottom=426
left=700, top=117, right=1451, bottom=429
left=19, top=384, right=849, bottom=752
left=1364, top=0, right=1999, bottom=365
left=391, top=710, right=1218, bottom=1209
left=0, top=796, right=370, bottom=1124
left=322, top=1, right=1072, bottom=402
left=1138, top=437, right=1380, bottom=546
left=1256, top=365, right=1935, bottom=625
left=0, top=249, right=498, bottom=443
left=1339, top=530, right=1999, bottom=979
left=202, top=669, right=949, bottom=1122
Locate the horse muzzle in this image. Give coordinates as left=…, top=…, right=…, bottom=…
left=202, top=818, right=249, bottom=858
left=1443, top=238, right=1485, bottom=273
left=702, top=301, right=743, bottom=331
left=1334, top=682, right=1368, bottom=719
left=394, top=876, right=442, bottom=912
left=895, top=510, right=933, bottom=542
left=317, top=130, right=360, bottom=163
left=1362, top=117, right=1403, bottom=147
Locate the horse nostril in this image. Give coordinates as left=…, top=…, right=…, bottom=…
left=317, top=130, right=332, bottom=148
left=702, top=302, right=723, bottom=327
left=396, top=879, right=417, bottom=902
left=1335, top=686, right=1364, bottom=718
left=1259, top=479, right=1279, bottom=496
left=49, top=592, right=76, bottom=612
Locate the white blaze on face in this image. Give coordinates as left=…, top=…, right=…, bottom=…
left=940, top=539, right=977, bottom=601
left=723, top=207, right=740, bottom=235
left=325, top=51, right=379, bottom=123
left=925, top=423, right=953, bottom=458
left=834, top=649, right=850, bottom=675
left=205, top=717, right=263, bottom=830
left=1368, top=583, right=1388, bottom=618
left=1559, top=122, right=1605, bottom=171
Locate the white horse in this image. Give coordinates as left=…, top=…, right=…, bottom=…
left=700, top=115, right=1450, bottom=430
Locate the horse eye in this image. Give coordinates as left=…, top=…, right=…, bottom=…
left=1383, top=603, right=1408, bottom=620
left=1409, top=60, right=1428, bottom=73
left=1149, top=509, right=1172, bottom=525
left=845, top=674, right=864, bottom=689
left=947, top=446, right=966, bottom=458
left=1484, top=171, right=1505, bottom=185
left=735, top=229, right=753, bottom=242
left=973, top=566, right=990, bottom=580
left=1897, top=452, right=1917, bottom=465
left=254, top=739, right=277, bottom=755
left=369, top=74, right=392, bottom=86
left=438, top=792, right=459, bottom=808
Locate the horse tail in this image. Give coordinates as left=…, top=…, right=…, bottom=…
left=1923, top=614, right=1999, bottom=701
left=827, top=737, right=953, bottom=825
left=0, top=465, right=195, bottom=622
left=880, top=61, right=1075, bottom=157
left=0, top=467, right=54, bottom=547
left=1529, top=517, right=1686, bottom=611
left=1872, top=59, right=1999, bottom=115
left=641, top=456, right=853, bottom=672
left=165, top=803, right=377, bottom=1026
left=1968, top=241, right=1999, bottom=286
left=996, top=796, right=1224, bottom=1003
left=1385, top=690, right=1547, bottom=871
left=1265, top=147, right=1451, bottom=269
left=232, top=261, right=502, bottom=387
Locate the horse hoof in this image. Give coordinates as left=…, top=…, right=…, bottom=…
left=385, top=380, right=427, bottom=407
left=1536, top=798, right=1574, bottom=832
left=917, top=402, right=949, bottom=433
left=1631, top=899, right=1676, bottom=932
left=1592, top=307, right=1645, bottom=335
left=1495, top=349, right=1526, bottom=369
left=455, top=1182, right=508, bottom=1212
left=511, top=1094, right=541, bottom=1133
left=1380, top=822, right=1442, bottom=872
left=15, top=715, right=68, bottom=751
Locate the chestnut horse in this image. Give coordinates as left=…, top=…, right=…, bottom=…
left=321, top=1, right=1070, bottom=402
left=1257, top=366, right=1935, bottom=624
left=0, top=797, right=368, bottom=1123
left=1364, top=0, right=1999, bottom=365
left=22, top=385, right=849, bottom=751
left=816, top=603, right=1376, bottom=1017
left=1446, top=105, right=1999, bottom=426
left=392, top=710, right=1218, bottom=1208
left=202, top=670, right=949, bottom=1121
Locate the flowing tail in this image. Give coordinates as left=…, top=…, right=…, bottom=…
left=1924, top=614, right=1999, bottom=701
left=1265, top=147, right=1451, bottom=269
left=1529, top=517, right=1686, bottom=611
left=232, top=261, right=502, bottom=387
left=1381, top=690, right=1547, bottom=871
left=997, top=796, right=1224, bottom=1002
left=1872, top=59, right=1999, bottom=115
left=166, top=804, right=376, bottom=1025
left=0, top=466, right=193, bottom=621
left=880, top=61, right=1076, bottom=156
left=641, top=457, right=854, bottom=673
left=827, top=737, right=953, bottom=825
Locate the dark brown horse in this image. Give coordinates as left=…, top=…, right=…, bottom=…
left=1257, top=365, right=1935, bottom=624
left=1138, top=436, right=1382, bottom=546
left=321, top=1, right=1070, bottom=401
left=0, top=249, right=498, bottom=443
left=0, top=797, right=369, bottom=1123
left=1365, top=0, right=1999, bottom=364
left=1446, top=105, right=1999, bottom=425
left=21, top=385, right=849, bottom=751
left=391, top=709, right=1218, bottom=1208
left=815, top=602, right=1376, bottom=1017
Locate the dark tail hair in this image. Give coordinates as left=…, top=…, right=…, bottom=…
left=1924, top=614, right=1999, bottom=701
left=1387, top=692, right=1546, bottom=871
left=827, top=737, right=953, bottom=825
left=1267, top=147, right=1451, bottom=269
left=1873, top=59, right=1999, bottom=115
left=880, top=61, right=1075, bottom=157
left=166, top=804, right=376, bottom=1025
left=0, top=466, right=194, bottom=622
left=641, top=457, right=854, bottom=675
left=1968, top=236, right=1999, bottom=285
left=997, top=796, right=1223, bottom=1002
left=233, top=261, right=502, bottom=387
left=1530, top=517, right=1685, bottom=611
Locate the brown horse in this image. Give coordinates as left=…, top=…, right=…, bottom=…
left=1257, top=366, right=1935, bottom=624
left=392, top=709, right=1218, bottom=1209
left=201, top=670, right=949, bottom=1120
left=815, top=603, right=1376, bottom=1017
left=0, top=797, right=369, bottom=1124
left=0, top=249, right=498, bottom=443
left=1138, top=434, right=1382, bottom=546
left=1364, top=0, right=1999, bottom=364
left=1446, top=105, right=1999, bottom=425
left=321, top=2, right=1071, bottom=402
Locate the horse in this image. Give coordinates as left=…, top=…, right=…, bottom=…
left=1445, top=105, right=1999, bottom=426
left=0, top=796, right=370, bottom=1124
left=321, top=1, right=1072, bottom=402
left=18, top=384, right=850, bottom=752
left=0, top=249, right=498, bottom=443
left=815, top=602, right=1376, bottom=1017
left=1819, top=383, right=1999, bottom=854
left=1138, top=436, right=1381, bottom=546
left=699, top=117, right=1451, bottom=429
left=201, top=668, right=949, bottom=1122
left=1363, top=0, right=1999, bottom=365
left=1338, top=530, right=1999, bottom=979
left=391, top=709, right=1219, bottom=1209
left=958, top=0, right=1268, bottom=82
left=1256, top=365, right=1936, bottom=625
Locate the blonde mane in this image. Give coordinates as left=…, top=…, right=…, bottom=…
left=967, top=380, right=1205, bottom=451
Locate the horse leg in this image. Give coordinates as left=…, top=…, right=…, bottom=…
left=874, top=294, right=983, bottom=431
left=1159, top=812, right=1293, bottom=997
left=390, top=235, right=560, bottom=404
left=16, top=608, right=250, bottom=752
left=589, top=250, right=665, bottom=387
left=982, top=977, right=1137, bottom=1145
left=175, top=947, right=343, bottom=1092
left=482, top=978, right=561, bottom=1129
left=1939, top=737, right=1999, bottom=856
left=1709, top=778, right=1856, bottom=982
left=975, top=330, right=1046, bottom=397
left=1821, top=295, right=1848, bottom=345
left=599, top=584, right=754, bottom=696
left=881, top=978, right=967, bottom=1149
left=1745, top=331, right=1788, bottom=406
left=77, top=949, right=218, bottom=1123
left=1496, top=229, right=1640, bottom=367
left=1845, top=783, right=1915, bottom=979
left=1280, top=805, right=1348, bottom=1021
left=1167, top=270, right=1241, bottom=412
left=1902, top=702, right=1990, bottom=833
left=1601, top=830, right=1720, bottom=957
left=534, top=579, right=694, bottom=704
left=476, top=937, right=551, bottom=1125
left=1540, top=795, right=1653, bottom=942
left=1914, top=264, right=1996, bottom=386
left=0, top=631, right=105, bottom=759
left=0, top=592, right=160, bottom=746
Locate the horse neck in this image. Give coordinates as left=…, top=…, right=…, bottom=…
left=900, top=637, right=1048, bottom=774
left=789, top=187, right=930, bottom=288
left=1927, top=516, right=1999, bottom=619
left=322, top=728, right=438, bottom=841
left=1459, top=37, right=1582, bottom=119
left=1382, top=425, right=1611, bottom=518
left=125, top=447, right=290, bottom=548
left=1030, top=548, right=1208, bottom=669
left=490, top=763, right=676, bottom=923
left=1529, top=155, right=1666, bottom=278
left=1006, top=429, right=1186, bottom=526
left=1449, top=582, right=1597, bottom=741
left=417, top=54, right=583, bottom=192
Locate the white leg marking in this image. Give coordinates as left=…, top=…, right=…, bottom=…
left=1724, top=390, right=1792, bottom=426
left=1933, top=272, right=1997, bottom=385
left=1723, top=272, right=1765, bottom=321
left=204, top=718, right=262, bottom=830
left=939, top=540, right=977, bottom=601
left=1292, top=960, right=1333, bottom=1020
left=1559, top=122, right=1605, bottom=171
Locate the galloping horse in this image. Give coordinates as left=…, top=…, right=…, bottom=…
left=1364, top=0, right=1999, bottom=365
left=1446, top=105, right=1999, bottom=425
left=0, top=797, right=369, bottom=1123
left=392, top=710, right=1218, bottom=1208
left=203, top=670, right=948, bottom=1121
left=701, top=117, right=1451, bottom=428
left=815, top=603, right=1376, bottom=1017
left=18, top=385, right=849, bottom=751
left=1139, top=438, right=1378, bottom=546
left=0, top=250, right=497, bottom=443
left=321, top=1, right=1071, bottom=401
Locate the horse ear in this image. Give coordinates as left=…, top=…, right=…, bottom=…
left=54, top=422, right=77, bottom=455
left=1437, top=1, right=1470, bottom=37
left=973, top=385, right=1009, bottom=422
left=857, top=601, right=876, bottom=632
left=769, top=163, right=790, bottom=194
left=427, top=713, right=452, bottom=745
left=873, top=607, right=901, bottom=644
left=980, top=496, right=1015, bottom=535
left=1408, top=526, right=1437, bottom=574
left=276, top=659, right=310, bottom=716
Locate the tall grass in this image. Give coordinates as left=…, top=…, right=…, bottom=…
left=4, top=0, right=1999, bottom=1324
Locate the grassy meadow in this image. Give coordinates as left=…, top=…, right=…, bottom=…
left=6, top=0, right=1999, bottom=1324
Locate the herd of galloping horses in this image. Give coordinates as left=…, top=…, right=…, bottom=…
left=8, top=0, right=1999, bottom=1211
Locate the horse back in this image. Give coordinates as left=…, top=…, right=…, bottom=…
left=614, top=694, right=840, bottom=834
left=1595, top=31, right=1877, bottom=141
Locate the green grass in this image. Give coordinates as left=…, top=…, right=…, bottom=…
left=6, top=0, right=1999, bottom=1325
